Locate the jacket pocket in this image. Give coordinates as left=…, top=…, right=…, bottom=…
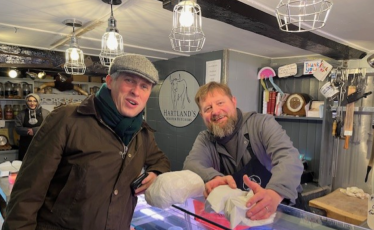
left=51, top=164, right=86, bottom=216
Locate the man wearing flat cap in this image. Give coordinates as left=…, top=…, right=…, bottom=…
left=3, top=54, right=171, bottom=230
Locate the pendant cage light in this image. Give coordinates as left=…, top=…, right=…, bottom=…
left=169, top=0, right=205, bottom=52
left=275, top=0, right=333, bottom=33
left=367, top=54, right=374, bottom=68
left=63, top=19, right=86, bottom=75
left=99, top=0, right=124, bottom=67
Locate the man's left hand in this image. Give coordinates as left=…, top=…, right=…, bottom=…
left=134, top=172, right=157, bottom=195
left=27, top=129, right=34, bottom=136
left=243, top=175, right=283, bottom=220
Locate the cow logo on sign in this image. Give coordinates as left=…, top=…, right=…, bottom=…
left=159, top=71, right=199, bottom=127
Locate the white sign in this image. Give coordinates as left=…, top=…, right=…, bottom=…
left=205, top=59, right=221, bottom=83
left=304, top=60, right=321, bottom=74
left=313, top=60, right=333, bottom=81
left=159, top=71, right=200, bottom=127
left=278, top=63, right=297, bottom=78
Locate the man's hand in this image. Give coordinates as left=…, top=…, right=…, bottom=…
left=204, top=175, right=237, bottom=198
left=134, top=172, right=157, bottom=195
left=27, top=129, right=34, bottom=136
left=244, top=175, right=283, bottom=220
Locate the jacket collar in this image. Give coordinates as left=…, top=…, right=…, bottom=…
left=76, top=95, right=155, bottom=132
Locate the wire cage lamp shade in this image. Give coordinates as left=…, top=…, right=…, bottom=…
left=99, top=0, right=124, bottom=67
left=275, top=0, right=333, bottom=32
left=169, top=0, right=205, bottom=52
left=63, top=19, right=86, bottom=75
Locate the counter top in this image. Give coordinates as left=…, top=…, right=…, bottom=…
left=0, top=178, right=370, bottom=230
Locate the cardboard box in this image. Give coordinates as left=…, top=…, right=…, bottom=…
left=72, top=75, right=89, bottom=82
left=90, top=76, right=103, bottom=83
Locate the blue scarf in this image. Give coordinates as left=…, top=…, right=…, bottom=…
left=95, top=83, right=143, bottom=145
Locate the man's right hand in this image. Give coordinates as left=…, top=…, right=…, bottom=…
left=204, top=175, right=237, bottom=198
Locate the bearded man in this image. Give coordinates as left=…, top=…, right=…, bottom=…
left=183, top=81, right=304, bottom=221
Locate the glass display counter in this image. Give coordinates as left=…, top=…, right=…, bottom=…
left=131, top=194, right=216, bottom=230
left=132, top=195, right=370, bottom=230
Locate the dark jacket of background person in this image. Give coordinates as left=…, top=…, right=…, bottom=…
left=15, top=93, right=50, bottom=160
left=3, top=95, right=170, bottom=230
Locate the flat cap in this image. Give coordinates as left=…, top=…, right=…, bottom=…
left=109, top=54, right=159, bottom=84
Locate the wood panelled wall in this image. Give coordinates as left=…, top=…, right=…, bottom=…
left=258, top=75, right=327, bottom=180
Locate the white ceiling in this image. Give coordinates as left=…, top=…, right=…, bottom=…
left=0, top=0, right=373, bottom=63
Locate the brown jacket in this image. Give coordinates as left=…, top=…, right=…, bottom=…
left=3, top=95, right=170, bottom=230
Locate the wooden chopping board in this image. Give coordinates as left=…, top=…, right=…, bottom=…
left=309, top=188, right=367, bottom=225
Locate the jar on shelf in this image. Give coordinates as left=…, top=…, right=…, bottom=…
left=28, top=84, right=33, bottom=94
left=4, top=104, right=13, bottom=120
left=13, top=104, right=20, bottom=117
left=5, top=82, right=12, bottom=99
left=11, top=83, right=17, bottom=98
left=0, top=83, right=4, bottom=99
left=22, top=83, right=30, bottom=97
left=0, top=105, right=3, bottom=120
left=13, top=83, right=22, bottom=99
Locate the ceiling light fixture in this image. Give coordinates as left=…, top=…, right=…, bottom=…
left=8, top=69, right=20, bottom=78
left=275, top=0, right=333, bottom=32
left=169, top=0, right=205, bottom=52
left=367, top=54, right=374, bottom=68
left=63, top=19, right=86, bottom=75
left=38, top=71, right=46, bottom=79
left=99, top=0, right=124, bottom=67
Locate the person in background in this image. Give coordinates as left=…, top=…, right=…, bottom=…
left=183, top=81, right=303, bottom=221
left=15, top=93, right=50, bottom=161
left=3, top=54, right=171, bottom=230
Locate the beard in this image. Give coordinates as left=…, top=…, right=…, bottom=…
left=208, top=115, right=238, bottom=138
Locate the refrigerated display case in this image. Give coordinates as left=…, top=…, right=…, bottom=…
left=132, top=195, right=370, bottom=230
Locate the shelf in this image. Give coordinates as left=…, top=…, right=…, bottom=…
left=0, top=98, right=25, bottom=101
left=274, top=116, right=323, bottom=121
left=0, top=149, right=17, bottom=154
left=34, top=79, right=102, bottom=85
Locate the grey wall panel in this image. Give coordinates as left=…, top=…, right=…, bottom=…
left=227, top=50, right=270, bottom=113
left=260, top=74, right=326, bottom=181
left=276, top=119, right=323, bottom=180
left=148, top=51, right=224, bottom=171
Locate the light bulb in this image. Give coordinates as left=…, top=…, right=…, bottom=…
left=106, top=32, right=118, bottom=50
left=179, top=7, right=194, bottom=27
left=8, top=70, right=18, bottom=78
left=70, top=48, right=79, bottom=61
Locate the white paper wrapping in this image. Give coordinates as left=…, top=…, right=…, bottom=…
left=205, top=185, right=276, bottom=229
left=145, top=170, right=205, bottom=209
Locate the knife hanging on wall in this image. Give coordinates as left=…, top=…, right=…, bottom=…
left=343, top=84, right=356, bottom=149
